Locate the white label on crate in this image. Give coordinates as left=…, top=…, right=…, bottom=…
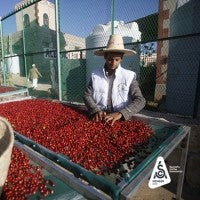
left=148, top=156, right=171, bottom=189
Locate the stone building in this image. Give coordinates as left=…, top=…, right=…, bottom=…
left=6, top=0, right=86, bottom=83
left=15, top=0, right=85, bottom=53
left=15, top=0, right=56, bottom=31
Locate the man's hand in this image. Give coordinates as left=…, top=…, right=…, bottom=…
left=104, top=112, right=122, bottom=126
left=92, top=111, right=107, bottom=122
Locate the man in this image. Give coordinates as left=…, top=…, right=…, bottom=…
left=28, top=64, right=42, bottom=89
left=84, top=34, right=145, bottom=125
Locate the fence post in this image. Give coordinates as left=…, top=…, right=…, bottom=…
left=111, top=0, right=115, bottom=35
left=21, top=10, right=28, bottom=87
left=0, top=18, right=6, bottom=85
left=55, top=0, right=62, bottom=101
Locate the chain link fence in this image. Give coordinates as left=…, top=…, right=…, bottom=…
left=0, top=0, right=200, bottom=117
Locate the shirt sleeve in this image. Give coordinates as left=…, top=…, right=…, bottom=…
left=120, top=79, right=146, bottom=120
left=83, top=79, right=101, bottom=116
left=36, top=68, right=42, bottom=77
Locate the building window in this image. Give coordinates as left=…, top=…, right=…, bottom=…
left=43, top=13, right=49, bottom=27
left=23, top=14, right=30, bottom=28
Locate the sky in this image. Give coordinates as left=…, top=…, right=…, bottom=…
left=0, top=0, right=21, bottom=17
left=0, top=0, right=159, bottom=37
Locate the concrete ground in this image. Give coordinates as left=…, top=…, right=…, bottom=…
left=130, top=171, right=200, bottom=200
left=132, top=110, right=200, bottom=200
left=131, top=181, right=176, bottom=200
left=130, top=169, right=200, bottom=200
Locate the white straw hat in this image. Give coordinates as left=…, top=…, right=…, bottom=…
left=94, top=34, right=136, bottom=56
left=32, top=64, right=36, bottom=67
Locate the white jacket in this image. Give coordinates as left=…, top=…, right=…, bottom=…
left=92, top=65, right=136, bottom=111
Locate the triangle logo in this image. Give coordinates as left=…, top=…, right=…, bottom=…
left=148, top=156, right=171, bottom=189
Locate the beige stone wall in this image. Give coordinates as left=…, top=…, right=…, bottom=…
left=15, top=4, right=36, bottom=31
left=63, top=33, right=85, bottom=51
left=15, top=0, right=55, bottom=31
left=37, top=0, right=55, bottom=30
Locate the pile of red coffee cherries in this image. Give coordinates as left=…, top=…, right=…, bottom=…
left=1, top=147, right=55, bottom=200
left=0, top=99, right=153, bottom=174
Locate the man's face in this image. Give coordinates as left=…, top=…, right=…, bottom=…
left=104, top=52, right=123, bottom=71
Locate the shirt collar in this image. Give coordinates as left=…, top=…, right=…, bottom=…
left=103, top=64, right=122, bottom=77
